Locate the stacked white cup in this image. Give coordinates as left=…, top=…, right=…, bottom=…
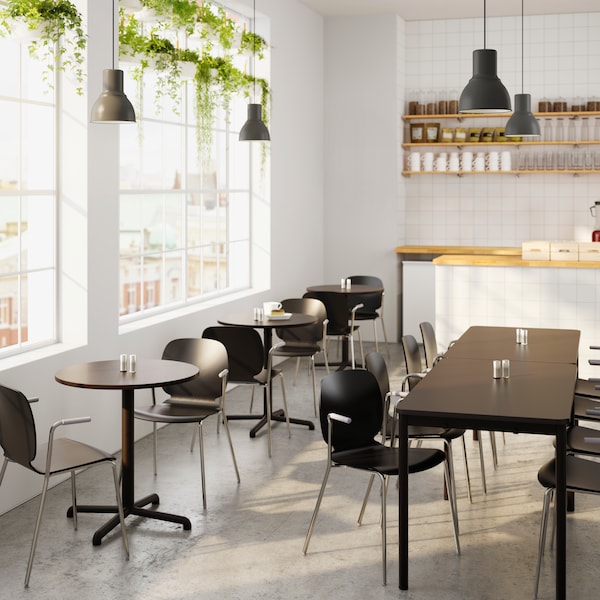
left=408, top=151, right=421, bottom=171
left=487, top=151, right=499, bottom=171
left=474, top=152, right=485, bottom=172
left=500, top=151, right=512, bottom=171
left=422, top=152, right=434, bottom=171
left=448, top=152, right=460, bottom=171
left=461, top=151, right=473, bottom=172
left=435, top=153, right=447, bottom=172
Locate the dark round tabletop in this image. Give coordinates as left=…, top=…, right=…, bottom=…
left=55, top=359, right=199, bottom=391
left=218, top=312, right=317, bottom=329
left=305, top=284, right=383, bottom=294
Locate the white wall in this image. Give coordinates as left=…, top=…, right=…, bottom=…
left=322, top=15, right=400, bottom=340
left=0, top=0, right=325, bottom=515
left=402, top=13, right=600, bottom=246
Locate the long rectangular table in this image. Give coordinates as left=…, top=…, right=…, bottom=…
left=396, top=326, right=579, bottom=599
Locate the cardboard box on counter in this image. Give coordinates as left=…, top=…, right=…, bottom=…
left=522, top=241, right=550, bottom=260
left=578, top=242, right=600, bottom=261
left=550, top=242, right=579, bottom=261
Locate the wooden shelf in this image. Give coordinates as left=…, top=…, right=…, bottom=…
left=402, top=141, right=600, bottom=149
left=403, top=111, right=600, bottom=121
left=402, top=169, right=600, bottom=176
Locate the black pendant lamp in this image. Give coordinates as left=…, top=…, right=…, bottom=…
left=459, top=0, right=511, bottom=114
left=239, top=0, right=270, bottom=141
left=91, top=0, right=136, bottom=123
left=505, top=0, right=540, bottom=138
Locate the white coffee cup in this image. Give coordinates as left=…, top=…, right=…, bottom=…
left=263, top=301, right=282, bottom=316
left=474, top=152, right=485, bottom=172
left=434, top=153, right=447, bottom=172
left=422, top=151, right=434, bottom=171
left=448, top=152, right=460, bottom=171
left=487, top=151, right=499, bottom=171
left=461, top=151, right=473, bottom=172
left=408, top=151, right=421, bottom=171
left=500, top=151, right=512, bottom=171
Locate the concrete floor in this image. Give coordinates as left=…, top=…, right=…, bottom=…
left=0, top=342, right=599, bottom=600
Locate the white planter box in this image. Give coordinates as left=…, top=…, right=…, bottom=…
left=522, top=241, right=550, bottom=261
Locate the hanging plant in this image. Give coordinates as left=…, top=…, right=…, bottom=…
left=138, top=0, right=197, bottom=34
left=0, top=0, right=86, bottom=94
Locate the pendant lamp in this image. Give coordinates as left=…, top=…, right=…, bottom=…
left=458, top=0, right=511, bottom=114
left=505, top=0, right=540, bottom=138
left=239, top=0, right=270, bottom=141
left=91, top=0, right=136, bottom=123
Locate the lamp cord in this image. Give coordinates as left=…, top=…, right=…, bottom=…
left=112, top=0, right=115, bottom=70
left=521, top=0, right=524, bottom=93
left=483, top=0, right=486, bottom=49
left=252, top=0, right=256, bottom=102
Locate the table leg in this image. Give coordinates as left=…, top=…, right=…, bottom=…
left=555, top=427, right=567, bottom=600
left=68, top=388, right=191, bottom=544
left=398, top=414, right=409, bottom=590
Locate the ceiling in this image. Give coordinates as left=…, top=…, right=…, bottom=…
left=297, top=0, right=599, bottom=20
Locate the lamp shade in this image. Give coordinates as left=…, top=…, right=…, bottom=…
left=459, top=49, right=512, bottom=113
left=239, top=103, right=270, bottom=141
left=505, top=93, right=540, bottom=139
left=91, top=69, right=136, bottom=123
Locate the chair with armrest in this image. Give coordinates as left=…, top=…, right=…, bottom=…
left=302, top=369, right=459, bottom=586
left=346, top=275, right=390, bottom=359
left=270, top=297, right=329, bottom=416
left=202, top=325, right=289, bottom=458
left=0, top=384, right=129, bottom=587
left=134, top=338, right=240, bottom=509
left=303, top=290, right=363, bottom=369
left=363, top=350, right=471, bottom=506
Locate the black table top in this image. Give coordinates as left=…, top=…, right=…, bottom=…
left=445, top=325, right=580, bottom=364
left=218, top=312, right=317, bottom=329
left=55, top=359, right=199, bottom=391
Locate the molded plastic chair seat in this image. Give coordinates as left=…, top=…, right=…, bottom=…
left=0, top=384, right=129, bottom=587
left=303, top=369, right=459, bottom=586
left=533, top=454, right=600, bottom=598
left=134, top=338, right=240, bottom=510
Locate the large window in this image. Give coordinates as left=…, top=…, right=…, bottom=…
left=0, top=28, right=56, bottom=354
left=119, top=3, right=268, bottom=321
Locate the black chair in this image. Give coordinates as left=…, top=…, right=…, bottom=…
left=420, top=320, right=452, bottom=369
left=270, top=297, right=329, bottom=416
left=0, top=384, right=129, bottom=587
left=346, top=275, right=390, bottom=358
left=410, top=330, right=498, bottom=498
left=363, top=350, right=471, bottom=505
left=302, top=369, right=459, bottom=586
left=134, top=338, right=240, bottom=509
left=533, top=452, right=600, bottom=599
left=202, top=325, right=289, bottom=458
left=304, top=290, right=363, bottom=369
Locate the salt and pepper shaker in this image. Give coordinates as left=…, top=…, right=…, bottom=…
left=128, top=354, right=136, bottom=373
left=502, top=359, right=510, bottom=379
left=119, top=354, right=127, bottom=372
left=516, top=328, right=528, bottom=345
left=492, top=360, right=502, bottom=379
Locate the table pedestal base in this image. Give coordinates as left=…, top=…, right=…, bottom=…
left=67, top=493, right=192, bottom=545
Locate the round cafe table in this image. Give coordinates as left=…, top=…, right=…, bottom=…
left=217, top=312, right=317, bottom=437
left=55, top=358, right=198, bottom=545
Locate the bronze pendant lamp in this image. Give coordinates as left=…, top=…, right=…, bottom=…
left=505, top=0, right=540, bottom=138
left=239, top=0, right=270, bottom=141
left=90, top=0, right=136, bottom=123
left=458, top=0, right=511, bottom=114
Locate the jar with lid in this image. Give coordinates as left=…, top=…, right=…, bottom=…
left=543, top=119, right=553, bottom=141
left=555, top=118, right=565, bottom=141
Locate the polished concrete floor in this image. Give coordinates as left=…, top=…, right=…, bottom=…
left=1, top=342, right=599, bottom=600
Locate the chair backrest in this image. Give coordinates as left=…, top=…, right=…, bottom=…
left=365, top=351, right=390, bottom=402
left=161, top=338, right=228, bottom=400
left=0, top=384, right=37, bottom=469
left=401, top=334, right=424, bottom=390
left=346, top=275, right=383, bottom=313
left=202, top=326, right=265, bottom=383
left=319, top=370, right=382, bottom=452
left=277, top=297, right=327, bottom=344
left=419, top=321, right=439, bottom=369
left=304, top=291, right=351, bottom=335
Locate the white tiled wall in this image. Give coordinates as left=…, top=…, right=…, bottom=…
left=435, top=264, right=600, bottom=378
left=401, top=13, right=600, bottom=247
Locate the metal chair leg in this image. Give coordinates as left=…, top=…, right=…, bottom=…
left=477, top=431, right=487, bottom=494
left=310, top=356, right=318, bottom=417
left=152, top=422, right=158, bottom=476
left=25, top=473, right=52, bottom=587
left=220, top=410, right=241, bottom=483
left=303, top=462, right=332, bottom=555
left=197, top=421, right=207, bottom=510
left=70, top=471, right=78, bottom=530
left=358, top=474, right=376, bottom=526
left=533, top=488, right=553, bottom=599
left=461, top=435, right=473, bottom=503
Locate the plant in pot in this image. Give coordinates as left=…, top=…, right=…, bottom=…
left=138, top=0, right=197, bottom=34
left=0, top=0, right=86, bottom=94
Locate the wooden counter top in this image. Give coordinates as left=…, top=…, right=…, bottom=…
left=395, top=245, right=521, bottom=255
left=433, top=254, right=600, bottom=268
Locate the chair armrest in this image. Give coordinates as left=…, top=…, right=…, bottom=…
left=399, top=372, right=425, bottom=390
left=27, top=397, right=39, bottom=403
left=45, top=416, right=92, bottom=474
left=328, top=412, right=352, bottom=425
left=583, top=437, right=600, bottom=444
